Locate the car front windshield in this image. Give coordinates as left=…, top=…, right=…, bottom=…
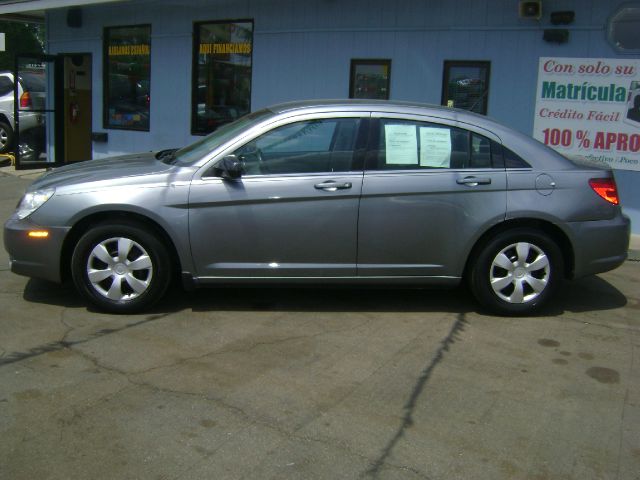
left=171, top=109, right=274, bottom=165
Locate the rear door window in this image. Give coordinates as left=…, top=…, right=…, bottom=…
left=369, top=119, right=499, bottom=170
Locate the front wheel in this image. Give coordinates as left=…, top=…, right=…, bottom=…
left=469, top=228, right=563, bottom=315
left=71, top=222, right=172, bottom=313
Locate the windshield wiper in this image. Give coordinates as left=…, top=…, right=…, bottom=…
left=156, top=148, right=179, bottom=164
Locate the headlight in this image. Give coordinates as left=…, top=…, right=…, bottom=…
left=16, top=188, right=55, bottom=220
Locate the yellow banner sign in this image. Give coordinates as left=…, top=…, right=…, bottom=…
left=199, top=43, right=252, bottom=55
left=108, top=44, right=150, bottom=56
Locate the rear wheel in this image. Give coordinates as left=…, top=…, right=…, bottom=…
left=0, top=121, right=14, bottom=154
left=469, top=228, right=563, bottom=315
left=71, top=222, right=172, bottom=313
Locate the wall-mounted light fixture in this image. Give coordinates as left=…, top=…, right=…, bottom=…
left=519, top=1, right=542, bottom=20
left=67, top=7, right=82, bottom=28
left=550, top=11, right=575, bottom=25
left=543, top=29, right=569, bottom=44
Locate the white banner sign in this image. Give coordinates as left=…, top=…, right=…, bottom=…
left=533, top=57, right=640, bottom=171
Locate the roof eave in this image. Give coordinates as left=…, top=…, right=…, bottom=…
left=0, top=0, right=127, bottom=15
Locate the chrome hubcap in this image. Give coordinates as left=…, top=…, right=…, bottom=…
left=86, top=237, right=153, bottom=301
left=490, top=242, right=550, bottom=304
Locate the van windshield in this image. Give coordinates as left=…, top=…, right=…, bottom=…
left=170, top=109, right=274, bottom=165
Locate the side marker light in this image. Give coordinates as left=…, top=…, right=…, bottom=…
left=28, top=230, right=49, bottom=238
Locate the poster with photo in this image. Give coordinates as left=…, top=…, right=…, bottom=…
left=533, top=57, right=640, bottom=171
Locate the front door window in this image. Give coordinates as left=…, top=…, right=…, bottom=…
left=232, top=118, right=361, bottom=175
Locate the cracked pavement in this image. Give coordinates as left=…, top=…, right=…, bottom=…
left=1, top=172, right=639, bottom=479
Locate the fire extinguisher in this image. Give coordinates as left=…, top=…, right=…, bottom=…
left=69, top=102, right=80, bottom=124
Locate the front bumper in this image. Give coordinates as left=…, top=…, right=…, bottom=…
left=3, top=216, right=70, bottom=283
left=568, top=212, right=631, bottom=279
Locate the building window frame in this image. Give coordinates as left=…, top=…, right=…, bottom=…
left=191, top=19, right=254, bottom=136
left=103, top=24, right=152, bottom=131
left=349, top=59, right=391, bottom=100
left=441, top=60, right=491, bottom=115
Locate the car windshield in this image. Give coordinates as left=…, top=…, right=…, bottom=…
left=170, top=109, right=274, bottom=165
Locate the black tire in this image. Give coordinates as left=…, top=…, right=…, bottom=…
left=0, top=120, right=14, bottom=154
left=71, top=221, right=172, bottom=314
left=468, top=228, right=563, bottom=316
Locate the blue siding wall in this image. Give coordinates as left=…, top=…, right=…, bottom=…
left=47, top=0, right=640, bottom=231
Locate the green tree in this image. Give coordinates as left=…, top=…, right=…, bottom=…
left=0, top=21, right=44, bottom=71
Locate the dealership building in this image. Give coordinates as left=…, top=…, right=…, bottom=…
left=1, top=0, right=639, bottom=234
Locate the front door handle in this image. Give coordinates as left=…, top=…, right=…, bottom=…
left=314, top=181, right=352, bottom=191
left=456, top=176, right=492, bottom=186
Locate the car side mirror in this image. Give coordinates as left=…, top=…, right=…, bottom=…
left=217, top=154, right=244, bottom=180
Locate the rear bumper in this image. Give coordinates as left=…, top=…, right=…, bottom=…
left=568, top=213, right=630, bottom=279
left=3, top=216, right=70, bottom=283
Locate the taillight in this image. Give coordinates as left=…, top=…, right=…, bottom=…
left=20, top=91, right=31, bottom=108
left=589, top=178, right=619, bottom=205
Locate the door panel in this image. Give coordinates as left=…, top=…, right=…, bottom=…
left=358, top=170, right=506, bottom=277
left=357, top=117, right=506, bottom=277
left=188, top=115, right=367, bottom=278
left=63, top=54, right=92, bottom=163
left=189, top=173, right=363, bottom=277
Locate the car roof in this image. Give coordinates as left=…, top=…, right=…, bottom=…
left=267, top=99, right=510, bottom=135
left=269, top=99, right=458, bottom=118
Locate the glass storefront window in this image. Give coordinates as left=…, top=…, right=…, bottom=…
left=104, top=25, right=151, bottom=131
left=441, top=61, right=490, bottom=115
left=192, top=20, right=253, bottom=135
left=349, top=59, right=391, bottom=100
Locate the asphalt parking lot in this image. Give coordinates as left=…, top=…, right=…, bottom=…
left=1, top=169, right=639, bottom=480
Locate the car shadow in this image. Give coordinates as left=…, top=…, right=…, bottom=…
left=21, top=273, right=627, bottom=316
left=546, top=274, right=629, bottom=314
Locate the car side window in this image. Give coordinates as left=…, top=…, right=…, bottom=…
left=233, top=118, right=361, bottom=175
left=503, top=146, right=532, bottom=168
left=369, top=119, right=501, bottom=170
left=0, top=76, right=14, bottom=97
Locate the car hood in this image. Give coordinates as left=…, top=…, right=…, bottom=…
left=29, top=152, right=177, bottom=191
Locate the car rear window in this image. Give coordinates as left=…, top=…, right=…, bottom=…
left=20, top=72, right=46, bottom=92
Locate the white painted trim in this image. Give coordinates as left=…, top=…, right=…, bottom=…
left=0, top=0, right=127, bottom=14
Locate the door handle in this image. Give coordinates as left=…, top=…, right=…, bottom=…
left=314, top=181, right=352, bottom=191
left=456, top=176, right=492, bottom=186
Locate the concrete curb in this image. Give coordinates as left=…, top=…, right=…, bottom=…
left=0, top=165, right=47, bottom=179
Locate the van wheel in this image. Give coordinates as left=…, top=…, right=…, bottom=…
left=71, top=222, right=172, bottom=313
left=469, top=228, right=563, bottom=315
left=0, top=121, right=14, bottom=154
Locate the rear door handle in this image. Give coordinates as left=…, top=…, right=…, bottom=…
left=456, top=176, right=492, bottom=186
left=314, top=181, right=352, bottom=191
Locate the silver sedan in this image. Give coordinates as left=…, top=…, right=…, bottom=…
left=4, top=100, right=630, bottom=314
